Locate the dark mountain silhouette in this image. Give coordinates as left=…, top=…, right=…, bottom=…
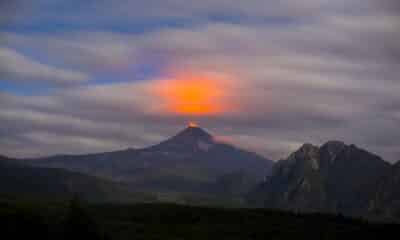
left=0, top=155, right=156, bottom=203
left=28, top=125, right=273, bottom=200
left=370, top=160, right=400, bottom=221
left=248, top=141, right=391, bottom=218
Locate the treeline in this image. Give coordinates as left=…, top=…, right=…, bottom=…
left=1, top=199, right=398, bottom=240
left=1, top=198, right=108, bottom=240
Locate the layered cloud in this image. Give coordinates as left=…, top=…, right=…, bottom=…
left=0, top=0, right=399, bottom=161
left=0, top=48, right=89, bottom=85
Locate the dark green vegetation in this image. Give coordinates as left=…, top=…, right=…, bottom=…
left=1, top=199, right=398, bottom=240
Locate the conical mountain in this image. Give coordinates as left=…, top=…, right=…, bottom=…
left=29, top=125, right=274, bottom=198
left=149, top=125, right=214, bottom=153
left=171, top=125, right=214, bottom=142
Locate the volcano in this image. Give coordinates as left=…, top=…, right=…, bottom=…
left=29, top=125, right=273, bottom=200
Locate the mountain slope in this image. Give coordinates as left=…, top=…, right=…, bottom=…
left=28, top=126, right=273, bottom=196
left=248, top=141, right=390, bottom=217
left=0, top=155, right=156, bottom=203
left=370, top=160, right=400, bottom=220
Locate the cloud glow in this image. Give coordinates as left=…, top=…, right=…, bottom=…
left=151, top=72, right=232, bottom=116
left=0, top=0, right=399, bottom=161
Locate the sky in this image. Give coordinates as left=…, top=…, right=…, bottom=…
left=0, top=0, right=399, bottom=162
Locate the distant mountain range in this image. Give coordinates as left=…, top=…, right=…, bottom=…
left=1, top=126, right=400, bottom=221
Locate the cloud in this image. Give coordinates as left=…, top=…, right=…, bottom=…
left=0, top=0, right=399, bottom=162
left=0, top=0, right=334, bottom=27
left=0, top=48, right=90, bottom=85
left=3, top=32, right=141, bottom=76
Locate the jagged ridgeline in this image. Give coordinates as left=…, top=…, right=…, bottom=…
left=248, top=141, right=400, bottom=221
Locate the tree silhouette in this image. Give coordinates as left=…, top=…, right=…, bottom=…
left=63, top=197, right=108, bottom=240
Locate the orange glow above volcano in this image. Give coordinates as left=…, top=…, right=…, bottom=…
left=153, top=72, right=230, bottom=116
left=188, top=121, right=199, bottom=127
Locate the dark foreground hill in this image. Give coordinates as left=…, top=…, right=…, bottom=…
left=1, top=200, right=397, bottom=240
left=0, top=155, right=156, bottom=203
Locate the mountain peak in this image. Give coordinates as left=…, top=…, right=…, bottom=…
left=322, top=140, right=345, bottom=148
left=188, top=121, right=199, bottom=128
left=152, top=125, right=214, bottom=151
left=296, top=143, right=319, bottom=155
left=175, top=125, right=213, bottom=142
left=321, top=140, right=346, bottom=154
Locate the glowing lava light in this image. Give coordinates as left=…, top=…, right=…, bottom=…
left=153, top=72, right=229, bottom=116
